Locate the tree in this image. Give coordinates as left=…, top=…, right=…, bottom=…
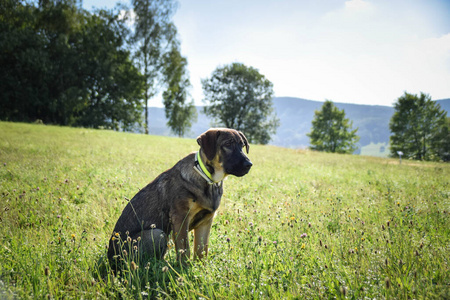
left=307, top=100, right=359, bottom=153
left=72, top=9, right=145, bottom=130
left=0, top=0, right=83, bottom=124
left=389, top=92, right=448, bottom=161
left=162, top=41, right=197, bottom=137
left=131, top=0, right=177, bottom=134
left=201, top=63, right=279, bottom=144
left=0, top=0, right=144, bottom=130
left=0, top=0, right=48, bottom=123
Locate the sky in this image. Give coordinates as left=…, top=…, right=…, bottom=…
left=82, top=0, right=450, bottom=107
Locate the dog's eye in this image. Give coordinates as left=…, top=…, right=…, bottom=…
left=223, top=141, right=233, bottom=149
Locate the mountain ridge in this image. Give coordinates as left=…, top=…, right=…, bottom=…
left=147, top=97, right=450, bottom=156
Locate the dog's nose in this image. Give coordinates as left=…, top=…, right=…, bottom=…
left=243, top=160, right=253, bottom=170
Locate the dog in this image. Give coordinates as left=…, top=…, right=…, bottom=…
left=107, top=128, right=252, bottom=265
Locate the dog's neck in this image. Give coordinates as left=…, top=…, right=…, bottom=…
left=194, top=151, right=224, bottom=186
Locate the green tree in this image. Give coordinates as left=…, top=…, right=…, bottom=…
left=201, top=62, right=279, bottom=144
left=0, top=0, right=144, bottom=130
left=162, top=41, right=197, bottom=137
left=72, top=9, right=144, bottom=130
left=0, top=0, right=73, bottom=124
left=131, top=0, right=177, bottom=134
left=389, top=92, right=448, bottom=161
left=307, top=100, right=359, bottom=153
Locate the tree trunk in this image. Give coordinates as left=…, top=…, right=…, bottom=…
left=144, top=47, right=149, bottom=135
left=144, top=94, right=148, bottom=135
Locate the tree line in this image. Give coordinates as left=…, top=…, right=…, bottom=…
left=0, top=0, right=196, bottom=135
left=307, top=92, right=449, bottom=162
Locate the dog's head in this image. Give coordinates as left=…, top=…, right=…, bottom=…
left=197, top=128, right=252, bottom=181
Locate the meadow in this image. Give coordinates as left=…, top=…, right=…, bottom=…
left=0, top=121, right=449, bottom=299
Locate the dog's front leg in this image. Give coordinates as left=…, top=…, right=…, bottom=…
left=194, top=217, right=213, bottom=260
left=172, top=214, right=190, bottom=263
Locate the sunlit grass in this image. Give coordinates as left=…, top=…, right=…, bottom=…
left=1, top=121, right=449, bottom=299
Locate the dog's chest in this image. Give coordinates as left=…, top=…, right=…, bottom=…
left=192, top=184, right=223, bottom=212
left=185, top=185, right=222, bottom=230
left=205, top=184, right=223, bottom=211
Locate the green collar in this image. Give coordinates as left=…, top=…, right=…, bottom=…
left=194, top=151, right=221, bottom=185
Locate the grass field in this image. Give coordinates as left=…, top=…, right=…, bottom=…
left=1, top=121, right=449, bottom=299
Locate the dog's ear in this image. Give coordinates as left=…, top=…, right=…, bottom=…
left=197, top=129, right=220, bottom=161
left=238, top=131, right=250, bottom=154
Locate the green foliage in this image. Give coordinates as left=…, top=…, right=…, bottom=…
left=307, top=100, right=359, bottom=153
left=74, top=9, right=145, bottom=130
left=131, top=0, right=179, bottom=134
left=1, top=0, right=194, bottom=134
left=389, top=92, right=448, bottom=161
left=1, top=122, right=449, bottom=299
left=202, top=63, right=280, bottom=144
left=162, top=42, right=197, bottom=137
left=0, top=0, right=53, bottom=123
left=0, top=0, right=144, bottom=130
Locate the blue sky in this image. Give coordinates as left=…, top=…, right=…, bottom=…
left=82, top=0, right=450, bottom=107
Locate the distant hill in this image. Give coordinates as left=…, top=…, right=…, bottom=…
left=270, top=97, right=394, bottom=149
left=147, top=97, right=450, bottom=155
left=436, top=98, right=450, bottom=113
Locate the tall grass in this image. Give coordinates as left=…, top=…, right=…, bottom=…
left=0, top=121, right=449, bottom=299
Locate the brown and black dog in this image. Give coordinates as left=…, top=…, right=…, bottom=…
left=107, top=128, right=252, bottom=265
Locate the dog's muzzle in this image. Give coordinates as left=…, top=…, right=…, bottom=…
left=229, top=158, right=252, bottom=177
left=242, top=160, right=253, bottom=173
